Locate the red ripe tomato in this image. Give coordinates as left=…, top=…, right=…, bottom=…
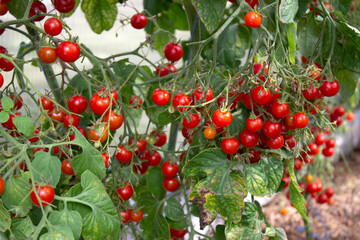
left=306, top=183, right=319, bottom=194
left=129, top=95, right=143, bottom=108
left=293, top=112, right=309, bottom=129
left=57, top=41, right=81, bottom=63
left=212, top=109, right=232, bottom=128
left=102, top=110, right=124, bottom=130
left=38, top=47, right=58, bottom=64
left=320, top=80, right=339, bottom=97
left=325, top=187, right=334, bottom=198
left=30, top=186, right=55, bottom=207
left=164, top=43, right=183, bottom=62
left=240, top=129, right=259, bottom=148
left=39, top=96, right=54, bottom=110
left=115, top=146, right=133, bottom=163
left=307, top=142, right=319, bottom=155
left=148, top=150, right=161, bottom=166
left=0, top=73, right=3, bottom=88
left=29, top=1, right=47, bottom=22
left=284, top=135, right=296, bottom=149
left=248, top=149, right=261, bottom=163
left=63, top=114, right=80, bottom=128
left=346, top=112, right=354, bottom=121
left=149, top=131, right=167, bottom=147
left=217, top=91, right=242, bottom=110
left=316, top=194, right=328, bottom=204
left=0, top=2, right=8, bottom=16
left=48, top=108, right=65, bottom=123
left=266, top=135, right=284, bottom=149
left=0, top=177, right=4, bottom=195
left=245, top=0, right=259, bottom=8
left=90, top=89, right=118, bottom=115
left=88, top=125, right=108, bottom=143
left=322, top=147, right=334, bottom=157
left=44, top=18, right=62, bottom=36
left=251, top=86, right=271, bottom=105
left=0, top=46, right=14, bottom=72
left=325, top=138, right=335, bottom=148
left=163, top=177, right=180, bottom=192
left=334, top=106, right=345, bottom=117
left=182, top=113, right=200, bottom=129
left=170, top=228, right=187, bottom=238
left=161, top=161, right=178, bottom=178
left=242, top=93, right=257, bottom=110
left=61, top=160, right=74, bottom=175
left=2, top=112, right=20, bottom=130
left=130, top=209, right=143, bottom=222
left=68, top=95, right=88, bottom=114
left=156, top=64, right=177, bottom=77
left=281, top=177, right=289, bottom=189
left=263, top=120, right=281, bottom=138
left=133, top=161, right=149, bottom=175
left=192, top=85, right=213, bottom=104
left=271, top=101, right=289, bottom=118
left=11, top=95, right=23, bottom=110
left=294, top=159, right=303, bottom=170
left=152, top=88, right=170, bottom=106
left=28, top=128, right=40, bottom=143
left=302, top=87, right=319, bottom=101
left=244, top=11, right=262, bottom=28
left=314, top=134, right=326, bottom=145
left=131, top=13, right=147, bottom=29
left=221, top=137, right=240, bottom=154
left=129, top=137, right=147, bottom=154
left=102, top=153, right=110, bottom=168
left=182, top=127, right=196, bottom=140
left=116, top=184, right=133, bottom=201
left=121, top=210, right=131, bottom=224
left=172, top=93, right=191, bottom=111
left=54, top=0, right=75, bottom=13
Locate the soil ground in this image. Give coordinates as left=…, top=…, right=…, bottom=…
left=263, top=151, right=360, bottom=240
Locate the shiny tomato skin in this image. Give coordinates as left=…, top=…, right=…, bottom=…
left=115, top=146, right=133, bottom=163
left=39, top=96, right=54, bottom=110
left=334, top=106, right=345, bottom=117
left=315, top=134, right=326, bottom=145
left=61, top=160, right=74, bottom=175
left=266, top=135, right=284, bottom=149
left=2, top=112, right=21, bottom=130
left=302, top=87, right=319, bottom=101
left=294, top=159, right=303, bottom=170
left=11, top=95, right=23, bottom=110
left=57, top=41, right=81, bottom=63
left=204, top=127, right=216, bottom=140
left=102, top=153, right=110, bottom=168
left=116, top=184, right=133, bottom=201
left=271, top=101, right=289, bottom=118
left=149, top=131, right=167, bottom=147
left=172, top=93, right=191, bottom=111
left=0, top=2, right=8, bottom=16
left=284, top=135, right=296, bottom=149
left=44, top=17, right=62, bottom=36
left=306, top=183, right=319, bottom=194
left=102, top=110, right=124, bottom=130
left=192, top=85, right=213, bottom=104
left=0, top=73, right=3, bottom=88
left=221, top=137, right=240, bottom=154
left=307, top=143, right=319, bottom=155
left=133, top=161, right=149, bottom=175
left=89, top=89, right=117, bottom=115
left=163, top=177, right=180, bottom=192
left=54, top=0, right=75, bottom=13
left=212, top=109, right=232, bottom=128
left=148, top=150, right=161, bottom=166
left=121, top=210, right=131, bottom=223
left=131, top=13, right=147, bottom=29
left=316, top=194, right=328, bottom=204
left=346, top=112, right=354, bottom=121
left=164, top=43, right=183, bottom=62
left=182, top=113, right=200, bottom=129
left=30, top=186, right=55, bottom=207
left=244, top=11, right=262, bottom=28
left=245, top=0, right=259, bottom=8
left=38, top=47, right=58, bottom=64
left=322, top=147, right=334, bottom=157
left=88, top=125, right=108, bottom=143
left=0, top=177, right=4, bottom=195
left=242, top=93, right=257, bottom=110
left=130, top=209, right=143, bottom=222
left=325, top=138, right=335, bottom=148
left=320, top=80, right=339, bottom=97
left=263, top=120, right=281, bottom=138
left=240, top=129, right=259, bottom=148
left=63, top=114, right=80, bottom=128
left=68, top=95, right=88, bottom=114
left=246, top=117, right=263, bottom=132
left=129, top=137, right=147, bottom=154
left=251, top=86, right=271, bottom=105
left=152, top=88, right=170, bottom=106
left=161, top=161, right=178, bottom=178
left=29, top=1, right=47, bottom=21
left=293, top=112, right=309, bottom=129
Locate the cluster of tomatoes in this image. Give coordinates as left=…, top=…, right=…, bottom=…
left=305, top=177, right=335, bottom=206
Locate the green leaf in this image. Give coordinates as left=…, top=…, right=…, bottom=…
left=147, top=167, right=165, bottom=196
left=166, top=3, right=189, bottom=30
left=1, top=97, right=14, bottom=111
left=192, top=0, right=227, bottom=33
left=157, top=13, right=175, bottom=33
left=166, top=217, right=187, bottom=230
left=289, top=181, right=308, bottom=221
left=296, top=0, right=312, bottom=18
left=136, top=191, right=158, bottom=214
left=2, top=176, right=32, bottom=217
left=31, top=151, right=61, bottom=187
left=297, top=14, right=321, bottom=58
left=240, top=202, right=257, bottom=224
left=228, top=108, right=249, bottom=138
left=285, top=158, right=303, bottom=192
left=225, top=223, right=262, bottom=240
left=13, top=116, right=34, bottom=137
left=164, top=198, right=184, bottom=221
left=11, top=216, right=35, bottom=239
left=81, top=0, right=117, bottom=34
left=287, top=23, right=297, bottom=64
left=0, top=111, right=9, bottom=124
left=0, top=200, right=11, bottom=232
left=214, top=225, right=226, bottom=240
left=48, top=209, right=83, bottom=240
left=158, top=111, right=176, bottom=126
left=64, top=0, right=81, bottom=17
left=66, top=171, right=120, bottom=240
left=64, top=74, right=92, bottom=101
left=153, top=31, right=171, bottom=57
left=141, top=210, right=170, bottom=240
left=269, top=227, right=288, bottom=240
left=333, top=64, right=360, bottom=100
left=70, top=127, right=106, bottom=179
left=6, top=0, right=28, bottom=19
left=332, top=0, right=351, bottom=15
left=261, top=157, right=283, bottom=196
left=279, top=0, right=298, bottom=23
left=244, top=163, right=267, bottom=197
left=39, top=224, right=75, bottom=240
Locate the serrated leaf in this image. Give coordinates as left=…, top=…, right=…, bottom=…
left=48, top=210, right=83, bottom=240
left=147, top=167, right=165, bottom=196
left=13, top=116, right=34, bottom=137
left=11, top=216, right=35, bottom=239
left=333, top=64, right=360, bottom=100
left=0, top=200, right=11, bottom=232
left=39, top=224, right=75, bottom=240
left=244, top=163, right=267, bottom=197
left=1, top=97, right=14, bottom=111
left=70, top=127, right=105, bottom=179
left=31, top=151, right=61, bottom=187
left=0, top=111, right=9, bottom=124
left=287, top=22, right=297, bottom=64
left=279, top=0, right=298, bottom=23
left=165, top=198, right=184, bottom=221
left=289, top=181, right=308, bottom=221
left=81, top=0, right=117, bottom=34
left=192, top=0, right=227, bottom=33
left=261, top=157, right=283, bottom=196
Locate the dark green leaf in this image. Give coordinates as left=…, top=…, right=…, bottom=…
left=165, top=198, right=184, bottom=221
left=154, top=31, right=171, bottom=57
left=158, top=111, right=176, bottom=126
left=296, top=0, right=312, bottom=18
left=333, top=64, right=360, bottom=100
left=48, top=209, right=83, bottom=240
left=285, top=158, right=303, bottom=192
left=192, top=0, right=227, bottom=33
left=0, top=200, right=11, bottom=232
left=13, top=116, right=34, bottom=137
left=31, top=151, right=61, bottom=187
left=261, top=157, right=283, bottom=196
left=81, top=0, right=117, bottom=34
left=279, top=0, right=299, bottom=23
left=6, top=0, right=28, bottom=19
left=244, top=163, right=267, bottom=197
left=332, top=0, right=351, bottom=15
left=157, top=13, right=175, bottom=33
left=1, top=97, right=14, bottom=111
left=166, top=217, right=187, bottom=230
left=141, top=210, right=170, bottom=240
left=240, top=202, right=257, bottom=224
left=287, top=22, right=297, bottom=64
left=214, top=225, right=226, bottom=240
left=297, top=14, right=321, bottom=58
left=147, top=167, right=165, bottom=196
left=289, top=181, right=308, bottom=221
left=166, top=3, right=189, bottom=30
left=0, top=111, right=9, bottom=124
left=136, top=191, right=158, bottom=214
left=11, top=216, right=35, bottom=240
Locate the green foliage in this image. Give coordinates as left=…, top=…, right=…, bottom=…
left=192, top=0, right=227, bottom=33
left=0, top=200, right=11, bottom=232
left=31, top=151, right=61, bottom=187
left=279, top=0, right=299, bottom=23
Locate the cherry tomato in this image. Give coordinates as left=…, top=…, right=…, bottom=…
left=263, top=120, right=281, bottom=138
left=172, top=93, right=191, bottom=111
left=156, top=64, right=177, bottom=77
left=115, top=145, right=133, bottom=163
left=284, top=135, right=296, bottom=149
left=133, top=160, right=149, bottom=175
left=294, top=159, right=302, bottom=170
left=192, top=85, right=213, bottom=104
left=281, top=177, right=289, bottom=189
left=29, top=1, right=47, bottom=22
left=325, top=187, right=334, bottom=198
left=306, top=183, right=319, bottom=194
left=44, top=17, right=62, bottom=36
left=68, top=95, right=88, bottom=114
left=334, top=106, right=345, bottom=117
left=164, top=43, right=183, bottom=62
left=38, top=47, right=58, bottom=64
left=302, top=87, right=319, bottom=101
left=28, top=128, right=40, bottom=143
left=0, top=177, right=4, bottom=195
left=2, top=112, right=20, bottom=130
left=57, top=41, right=81, bottom=63
left=131, top=13, right=147, bottom=29
left=30, top=186, right=55, bottom=207
left=11, top=95, right=23, bottom=110
left=129, top=95, right=143, bottom=108
left=322, top=147, right=334, bottom=157
left=130, top=209, right=143, bottom=222
left=212, top=109, right=232, bottom=128
left=101, top=153, right=110, bottom=168
left=61, top=160, right=74, bottom=175
left=245, top=0, right=259, bottom=8
left=314, top=134, right=326, bottom=145
left=48, top=108, right=65, bottom=123
left=170, top=228, right=187, bottom=238
left=293, top=112, right=309, bottom=129
left=266, top=135, right=284, bottom=149
left=90, top=89, right=118, bottom=115
left=102, top=110, right=124, bottom=130
left=0, top=1, right=8, bottom=16
left=39, top=96, right=54, bottom=110
left=152, top=88, right=170, bottom=106
left=121, top=210, right=131, bottom=223
left=0, top=73, right=3, bottom=88
left=271, top=101, right=289, bottom=118
left=280, top=208, right=288, bottom=216
left=240, top=129, right=259, bottom=148
left=63, top=114, right=80, bottom=128
left=0, top=46, right=14, bottom=71
left=149, top=131, right=167, bottom=147
left=54, top=0, right=75, bottom=13
left=148, top=150, right=161, bottom=167
left=346, top=112, right=354, bottom=121
left=182, top=113, right=200, bottom=129
left=163, top=177, right=180, bottom=192
left=307, top=142, right=319, bottom=155
left=88, top=125, right=108, bottom=143
left=320, top=80, right=339, bottom=97
left=246, top=117, right=263, bottom=132
left=221, top=137, right=240, bottom=154
left=244, top=11, right=262, bottom=28
left=316, top=194, right=328, bottom=204
left=325, top=138, right=335, bottom=148
left=116, top=184, right=133, bottom=201
left=129, top=137, right=147, bottom=154
left=204, top=127, right=216, bottom=140
left=248, top=149, right=261, bottom=163
left=251, top=86, right=271, bottom=105
left=161, top=161, right=178, bottom=178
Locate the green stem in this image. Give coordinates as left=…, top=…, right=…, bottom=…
left=304, top=212, right=313, bottom=240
